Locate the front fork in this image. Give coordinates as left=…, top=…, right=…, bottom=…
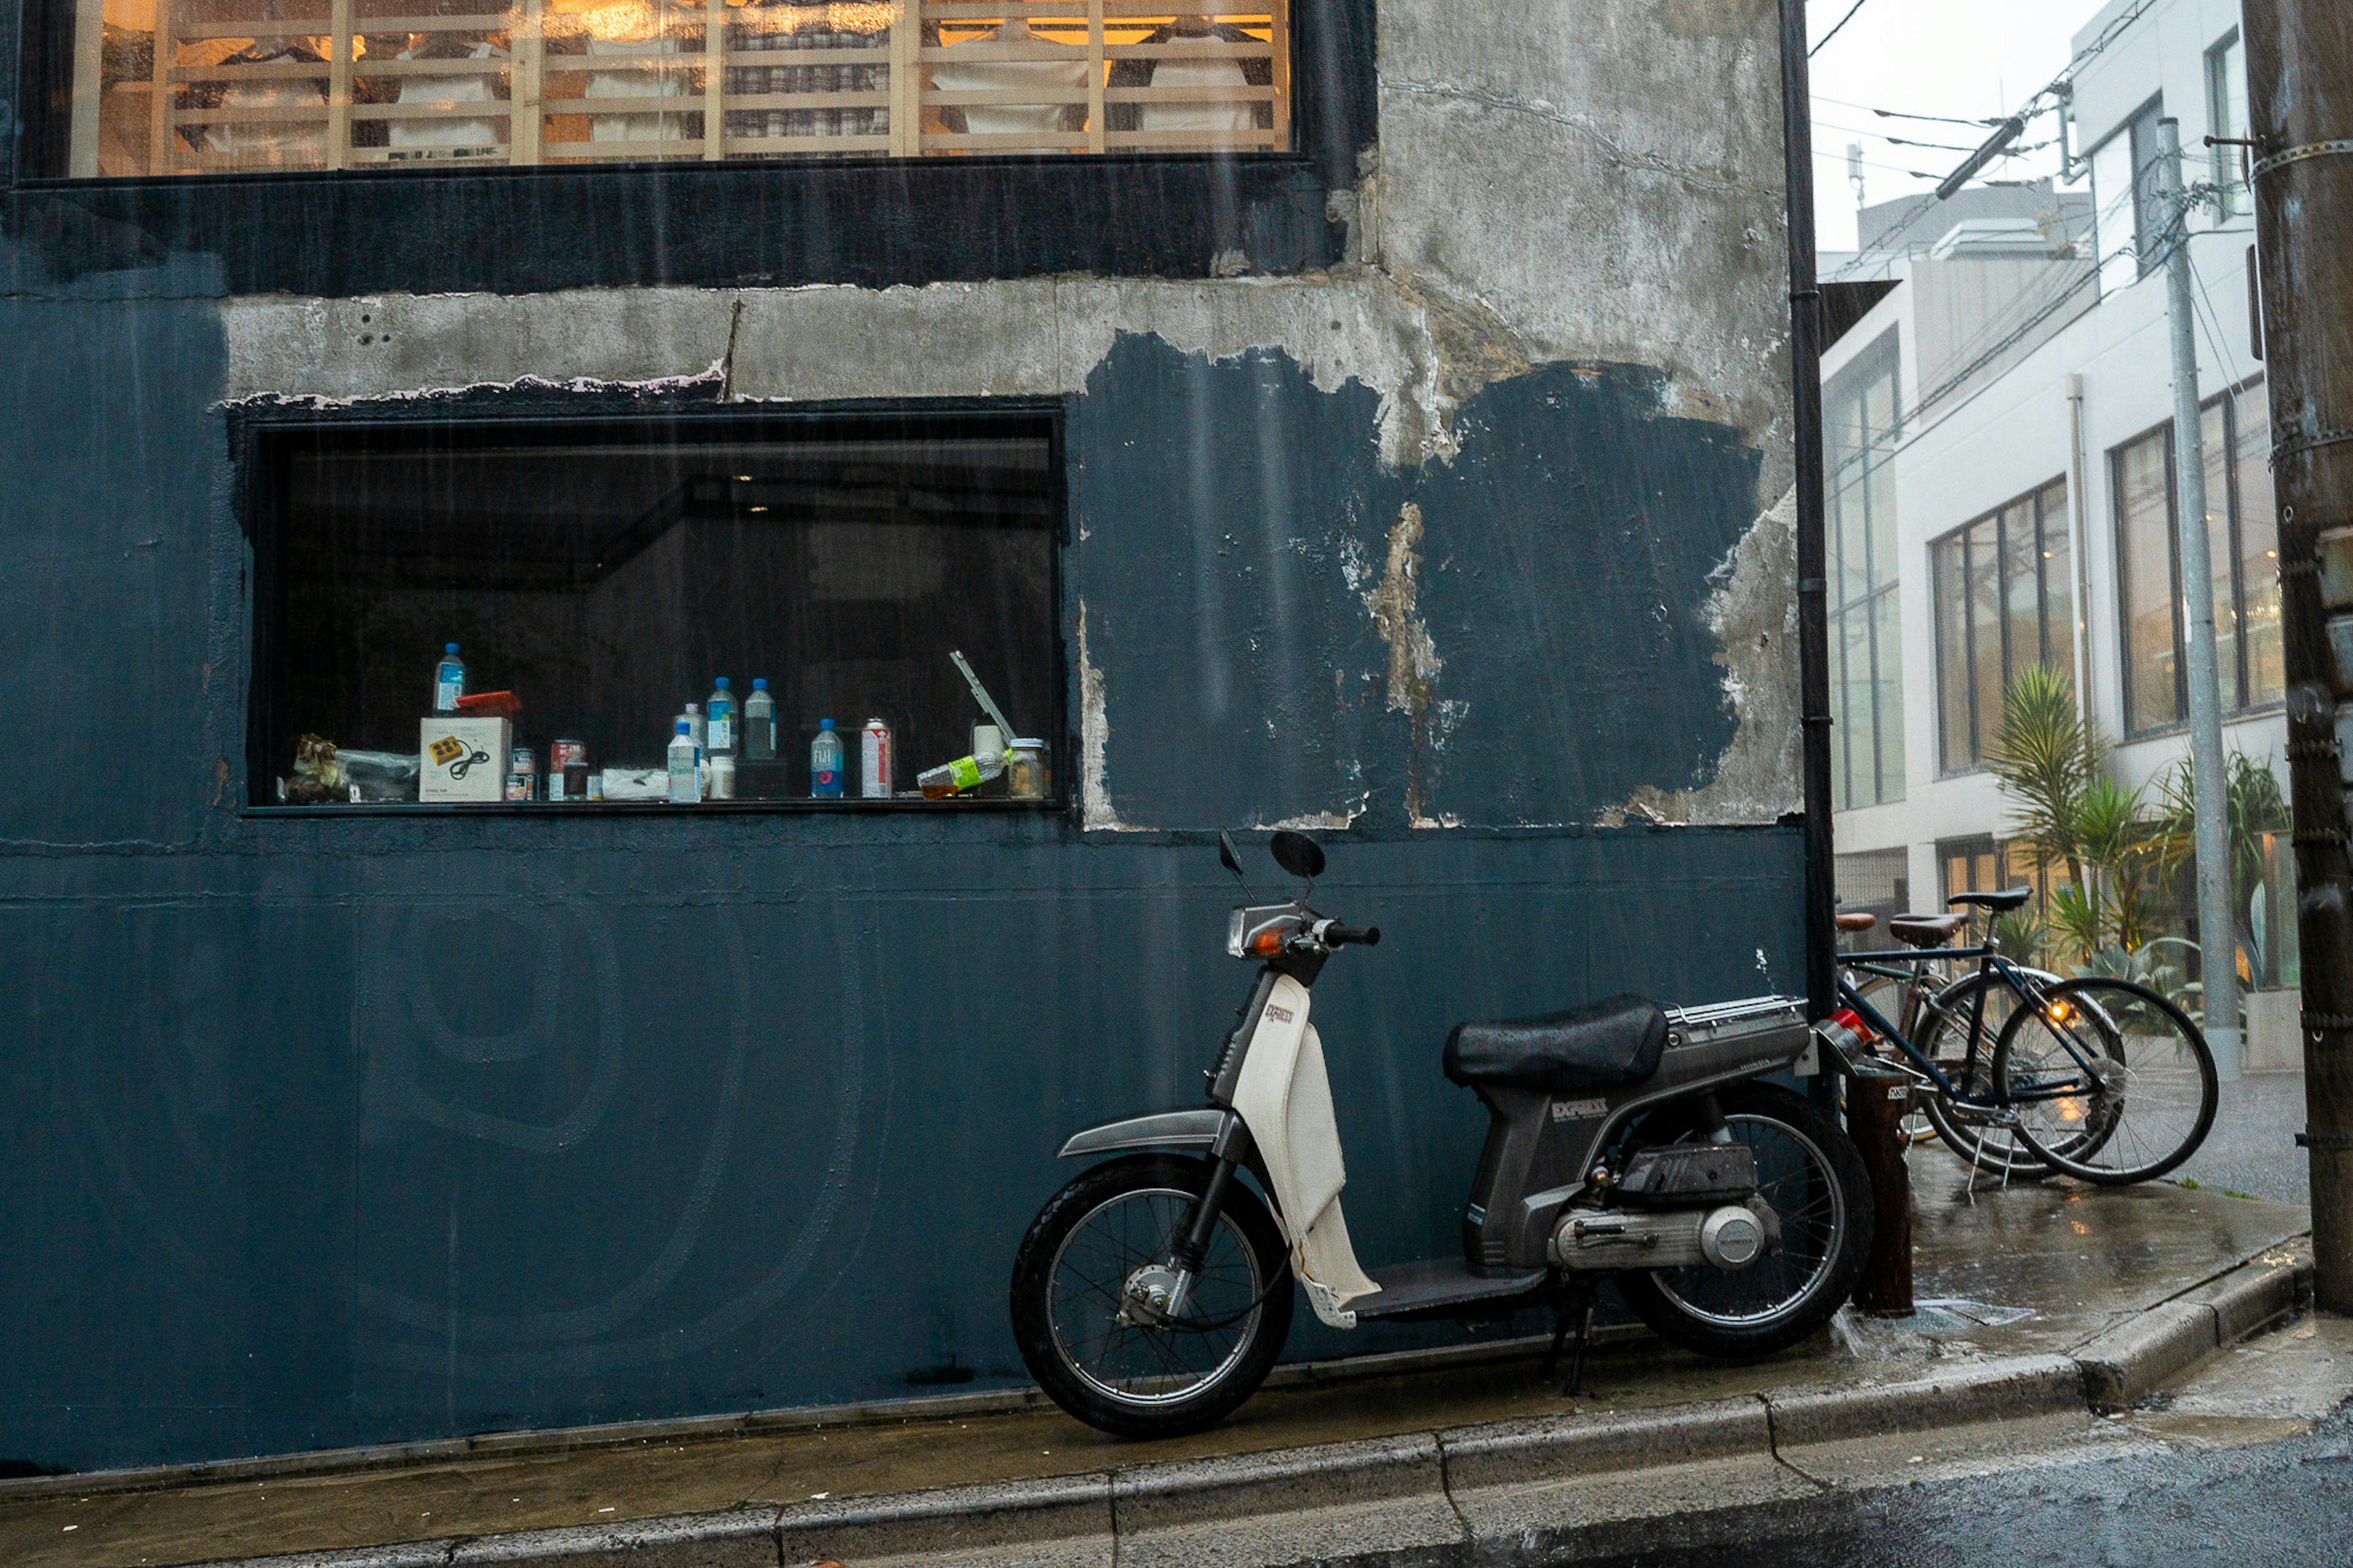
left=1160, top=1112, right=1256, bottom=1319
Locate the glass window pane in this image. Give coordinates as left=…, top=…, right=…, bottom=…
left=2003, top=496, right=2041, bottom=686
left=1842, top=607, right=1876, bottom=809
left=2130, top=103, right=2168, bottom=279
left=2210, top=36, right=2249, bottom=215
left=2235, top=386, right=2284, bottom=705
left=262, top=415, right=1061, bottom=808
left=1832, top=471, right=1871, bottom=609
left=1872, top=586, right=1905, bottom=803
left=1934, top=532, right=1974, bottom=770
left=2202, top=399, right=2241, bottom=707
left=1968, top=518, right=2003, bottom=757
left=42, top=0, right=1291, bottom=176
left=2116, top=428, right=2181, bottom=732
left=2091, top=131, right=2139, bottom=294
left=2040, top=480, right=2076, bottom=688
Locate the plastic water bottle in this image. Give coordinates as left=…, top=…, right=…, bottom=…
left=667, top=721, right=702, bottom=804
left=917, top=749, right=1006, bottom=799
left=684, top=702, right=707, bottom=757
left=707, top=677, right=737, bottom=756
left=433, top=643, right=465, bottom=713
left=743, top=678, right=776, bottom=760
left=811, top=718, right=844, bottom=798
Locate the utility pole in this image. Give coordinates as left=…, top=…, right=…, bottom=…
left=2242, top=1, right=2353, bottom=1313
left=2156, top=119, right=2242, bottom=1083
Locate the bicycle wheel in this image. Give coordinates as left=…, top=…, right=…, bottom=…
left=1914, top=970, right=2059, bottom=1177
left=1991, top=978, right=2218, bottom=1185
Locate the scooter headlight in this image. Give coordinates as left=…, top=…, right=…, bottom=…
left=1228, top=905, right=1304, bottom=958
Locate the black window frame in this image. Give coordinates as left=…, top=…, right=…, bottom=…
left=1929, top=474, right=2071, bottom=775
left=235, top=393, right=1072, bottom=817
left=3, top=0, right=1376, bottom=296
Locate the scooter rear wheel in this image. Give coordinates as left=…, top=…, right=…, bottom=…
left=1613, top=1083, right=1872, bottom=1361
left=1010, top=1154, right=1294, bottom=1439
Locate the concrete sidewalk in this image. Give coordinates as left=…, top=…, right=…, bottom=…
left=0, top=1156, right=2314, bottom=1568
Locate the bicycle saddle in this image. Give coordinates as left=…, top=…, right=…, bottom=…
left=1887, top=912, right=1967, bottom=948
left=1948, top=887, right=2031, bottom=914
left=1834, top=912, right=1876, bottom=932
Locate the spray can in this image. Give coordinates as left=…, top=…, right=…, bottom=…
left=860, top=717, right=893, bottom=799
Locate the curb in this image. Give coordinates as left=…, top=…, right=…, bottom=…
left=2071, top=1241, right=2312, bottom=1410
left=125, top=1239, right=2325, bottom=1568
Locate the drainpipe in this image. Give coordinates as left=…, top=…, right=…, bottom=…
left=2064, top=373, right=2093, bottom=725
left=1779, top=0, right=1836, bottom=1061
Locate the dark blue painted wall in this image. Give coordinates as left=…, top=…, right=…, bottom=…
left=0, top=255, right=1799, bottom=1472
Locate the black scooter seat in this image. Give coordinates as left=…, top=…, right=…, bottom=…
left=1443, top=994, right=1669, bottom=1093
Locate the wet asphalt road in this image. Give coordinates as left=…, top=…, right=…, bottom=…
left=1554, top=1410, right=2353, bottom=1567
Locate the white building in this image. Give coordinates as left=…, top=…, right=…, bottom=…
left=1821, top=0, right=2298, bottom=1054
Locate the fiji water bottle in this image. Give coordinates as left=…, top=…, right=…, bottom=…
left=811, top=718, right=844, bottom=798
left=667, top=721, right=702, bottom=805
left=743, top=678, right=776, bottom=760
left=707, top=677, right=737, bottom=757
left=433, top=643, right=465, bottom=713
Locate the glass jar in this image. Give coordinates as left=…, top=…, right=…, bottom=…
left=1007, top=738, right=1048, bottom=800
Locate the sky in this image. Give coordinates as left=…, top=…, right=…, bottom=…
left=1805, top=0, right=2110, bottom=252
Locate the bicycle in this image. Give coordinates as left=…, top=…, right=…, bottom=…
left=1827, top=888, right=2219, bottom=1185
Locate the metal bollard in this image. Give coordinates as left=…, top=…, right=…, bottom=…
left=1846, top=1062, right=1914, bottom=1317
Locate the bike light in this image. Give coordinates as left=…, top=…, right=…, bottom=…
left=2047, top=999, right=2076, bottom=1025
left=1248, top=926, right=1286, bottom=957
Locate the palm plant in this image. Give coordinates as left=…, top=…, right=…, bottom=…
left=2151, top=750, right=2294, bottom=988
left=1982, top=663, right=2102, bottom=889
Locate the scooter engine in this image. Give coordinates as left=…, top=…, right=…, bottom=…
left=1551, top=1195, right=1781, bottom=1273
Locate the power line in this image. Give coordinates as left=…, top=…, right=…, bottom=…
left=1809, top=0, right=1874, bottom=58
left=1815, top=96, right=2009, bottom=129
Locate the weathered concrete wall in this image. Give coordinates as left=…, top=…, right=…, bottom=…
left=0, top=0, right=1802, bottom=1472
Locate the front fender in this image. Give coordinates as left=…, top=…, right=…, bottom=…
left=1056, top=1108, right=1227, bottom=1159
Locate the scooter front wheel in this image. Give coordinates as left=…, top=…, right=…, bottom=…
left=1010, top=1154, right=1293, bottom=1439
left=1613, top=1083, right=1873, bottom=1360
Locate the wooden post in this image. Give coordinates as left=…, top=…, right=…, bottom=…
left=703, top=0, right=726, bottom=159
left=67, top=0, right=105, bottom=176
left=889, top=0, right=920, bottom=157
left=1847, top=1063, right=1914, bottom=1316
left=148, top=0, right=176, bottom=175
left=513, top=0, right=544, bottom=165
left=327, top=0, right=355, bottom=170
left=1084, top=0, right=1103, bottom=154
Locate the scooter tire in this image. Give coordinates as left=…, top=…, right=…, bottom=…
left=1009, top=1154, right=1294, bottom=1440
left=1612, top=1083, right=1873, bottom=1362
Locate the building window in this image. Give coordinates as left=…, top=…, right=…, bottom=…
left=2090, top=97, right=2164, bottom=294
left=2207, top=31, right=2249, bottom=218
left=1929, top=477, right=2072, bottom=773
left=1835, top=847, right=1910, bottom=934
left=1938, top=835, right=2003, bottom=905
left=2113, top=380, right=2283, bottom=737
left=247, top=409, right=1061, bottom=810
left=36, top=0, right=1288, bottom=178
left=1827, top=330, right=1905, bottom=812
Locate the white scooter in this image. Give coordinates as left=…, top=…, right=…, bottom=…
left=1009, top=831, right=1873, bottom=1439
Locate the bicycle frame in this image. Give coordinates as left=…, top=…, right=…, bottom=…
left=1835, top=945, right=2103, bottom=1108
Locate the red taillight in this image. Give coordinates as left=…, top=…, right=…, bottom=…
left=1827, top=1007, right=1873, bottom=1041
left=1817, top=1007, right=1875, bottom=1064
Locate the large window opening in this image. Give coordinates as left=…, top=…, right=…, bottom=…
left=1930, top=476, right=2073, bottom=773
left=34, top=0, right=1288, bottom=178
left=249, top=410, right=1063, bottom=810
left=1826, top=330, right=1906, bottom=812
left=2112, top=380, right=2281, bottom=737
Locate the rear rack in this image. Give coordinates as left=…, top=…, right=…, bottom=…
left=1663, top=994, right=1806, bottom=1034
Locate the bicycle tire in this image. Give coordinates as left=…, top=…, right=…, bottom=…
left=1991, top=979, right=2218, bottom=1185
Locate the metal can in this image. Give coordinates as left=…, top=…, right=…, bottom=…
left=860, top=718, right=893, bottom=799
left=510, top=746, right=538, bottom=777
left=504, top=773, right=533, bottom=801
left=550, top=739, right=588, bottom=773
left=585, top=772, right=605, bottom=802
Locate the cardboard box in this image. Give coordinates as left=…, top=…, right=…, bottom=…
left=420, top=718, right=511, bottom=803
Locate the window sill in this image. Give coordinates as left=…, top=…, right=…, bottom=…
left=243, top=798, right=1066, bottom=818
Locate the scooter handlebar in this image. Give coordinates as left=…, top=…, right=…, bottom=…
left=1323, top=923, right=1381, bottom=948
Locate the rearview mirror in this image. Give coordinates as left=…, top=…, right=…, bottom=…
left=1218, top=830, right=1244, bottom=878
left=1269, top=830, right=1325, bottom=882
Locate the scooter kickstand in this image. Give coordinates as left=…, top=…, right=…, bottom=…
left=1561, top=1289, right=1597, bottom=1398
